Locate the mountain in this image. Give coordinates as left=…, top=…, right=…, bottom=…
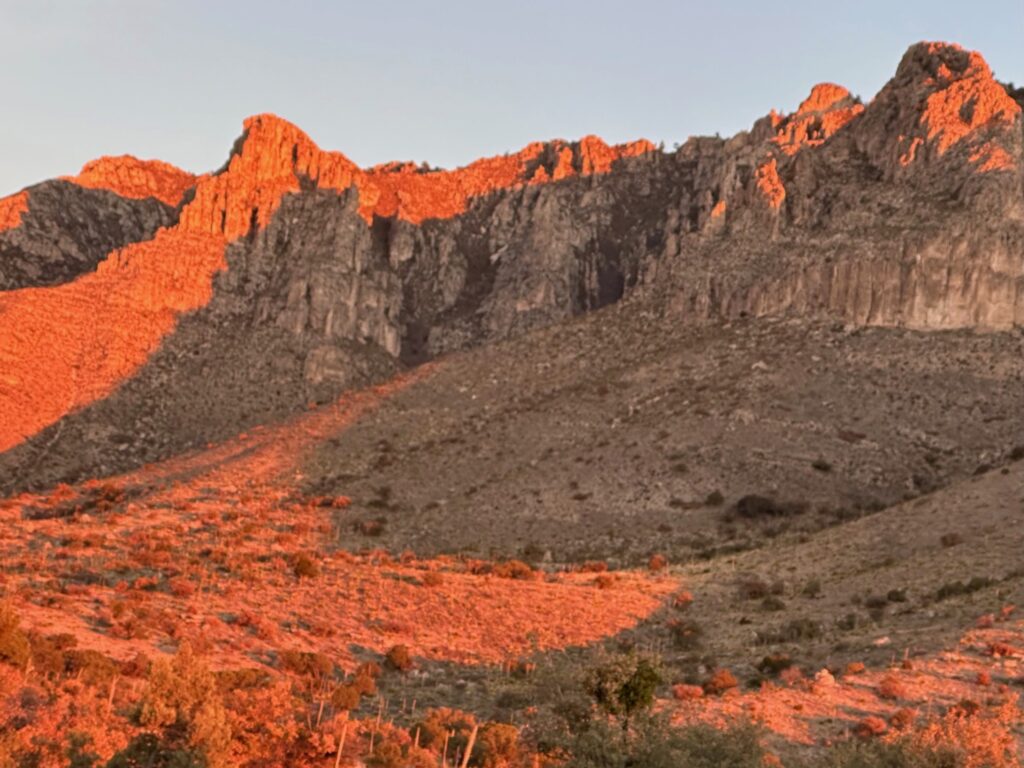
left=0, top=41, right=1022, bottom=766
left=2, top=41, right=1021, bottom=492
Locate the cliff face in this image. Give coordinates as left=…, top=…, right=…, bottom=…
left=0, top=41, right=1022, bottom=485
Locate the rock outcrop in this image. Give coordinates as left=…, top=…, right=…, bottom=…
left=66, top=155, right=198, bottom=206
left=1, top=40, right=1022, bottom=482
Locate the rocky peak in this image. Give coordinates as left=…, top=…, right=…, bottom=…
left=770, top=83, right=865, bottom=156
left=65, top=155, right=198, bottom=207
left=852, top=42, right=1021, bottom=178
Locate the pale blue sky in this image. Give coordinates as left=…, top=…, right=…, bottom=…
left=1, top=1, right=1022, bottom=196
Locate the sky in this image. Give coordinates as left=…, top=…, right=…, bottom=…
left=1, top=0, right=1022, bottom=196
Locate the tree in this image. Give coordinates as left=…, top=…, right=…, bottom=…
left=583, top=654, right=661, bottom=730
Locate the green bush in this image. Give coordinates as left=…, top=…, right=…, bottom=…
left=584, top=654, right=661, bottom=726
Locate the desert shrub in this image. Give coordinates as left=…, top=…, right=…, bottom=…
left=214, top=667, right=270, bottom=691
left=802, top=578, right=823, bottom=598
left=734, top=495, right=807, bottom=519
left=421, top=571, right=444, bottom=587
left=855, top=716, right=889, bottom=738
left=648, top=554, right=668, bottom=572
left=474, top=723, right=521, bottom=768
left=758, top=618, right=822, bottom=644
left=757, top=654, right=794, bottom=677
left=672, top=591, right=694, bottom=610
left=878, top=674, right=908, bottom=701
left=356, top=660, right=383, bottom=679
left=562, top=717, right=765, bottom=768
left=940, top=533, right=963, bottom=548
left=292, top=553, right=320, bottom=579
left=331, top=683, right=361, bottom=712
left=350, top=670, right=377, bottom=695
left=65, top=648, right=119, bottom=685
left=761, top=595, right=787, bottom=612
left=813, top=738, right=961, bottom=768
left=168, top=578, right=196, bottom=598
left=353, top=519, right=385, bottom=536
left=278, top=649, right=333, bottom=679
left=594, top=574, right=617, bottom=589
left=844, top=662, right=867, bottom=676
left=703, top=668, right=738, bottom=696
left=0, top=601, right=30, bottom=667
left=705, top=490, right=725, bottom=506
left=415, top=707, right=477, bottom=754
left=935, top=576, right=996, bottom=601
left=812, top=458, right=833, bottom=472
left=671, top=683, right=704, bottom=700
left=737, top=575, right=771, bottom=600
left=25, top=632, right=67, bottom=677
left=584, top=654, right=661, bottom=725
left=105, top=733, right=205, bottom=768
left=667, top=618, right=703, bottom=650
left=493, top=560, right=534, bottom=580
left=891, top=708, right=918, bottom=730
left=385, top=644, right=413, bottom=672
left=83, top=482, right=127, bottom=513
left=138, top=643, right=232, bottom=768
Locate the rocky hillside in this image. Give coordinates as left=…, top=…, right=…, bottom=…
left=0, top=41, right=1021, bottom=488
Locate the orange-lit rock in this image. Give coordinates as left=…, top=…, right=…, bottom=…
left=970, top=144, right=1016, bottom=173
left=796, top=83, right=853, bottom=114
left=755, top=158, right=786, bottom=209
left=352, top=133, right=653, bottom=224
left=919, top=46, right=1020, bottom=155
left=67, top=156, right=197, bottom=206
left=0, top=190, right=29, bottom=232
left=888, top=43, right=1021, bottom=176
left=772, top=83, right=865, bottom=155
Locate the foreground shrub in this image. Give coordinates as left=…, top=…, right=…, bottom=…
left=138, top=643, right=232, bottom=768
left=584, top=654, right=661, bottom=727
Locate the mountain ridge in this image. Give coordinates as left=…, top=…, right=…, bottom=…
left=0, top=40, right=1022, bottom=483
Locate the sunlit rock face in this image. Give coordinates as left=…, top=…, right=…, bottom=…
left=0, top=41, right=1022, bottom=469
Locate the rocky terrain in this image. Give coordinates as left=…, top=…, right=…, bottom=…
left=0, top=39, right=1022, bottom=768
